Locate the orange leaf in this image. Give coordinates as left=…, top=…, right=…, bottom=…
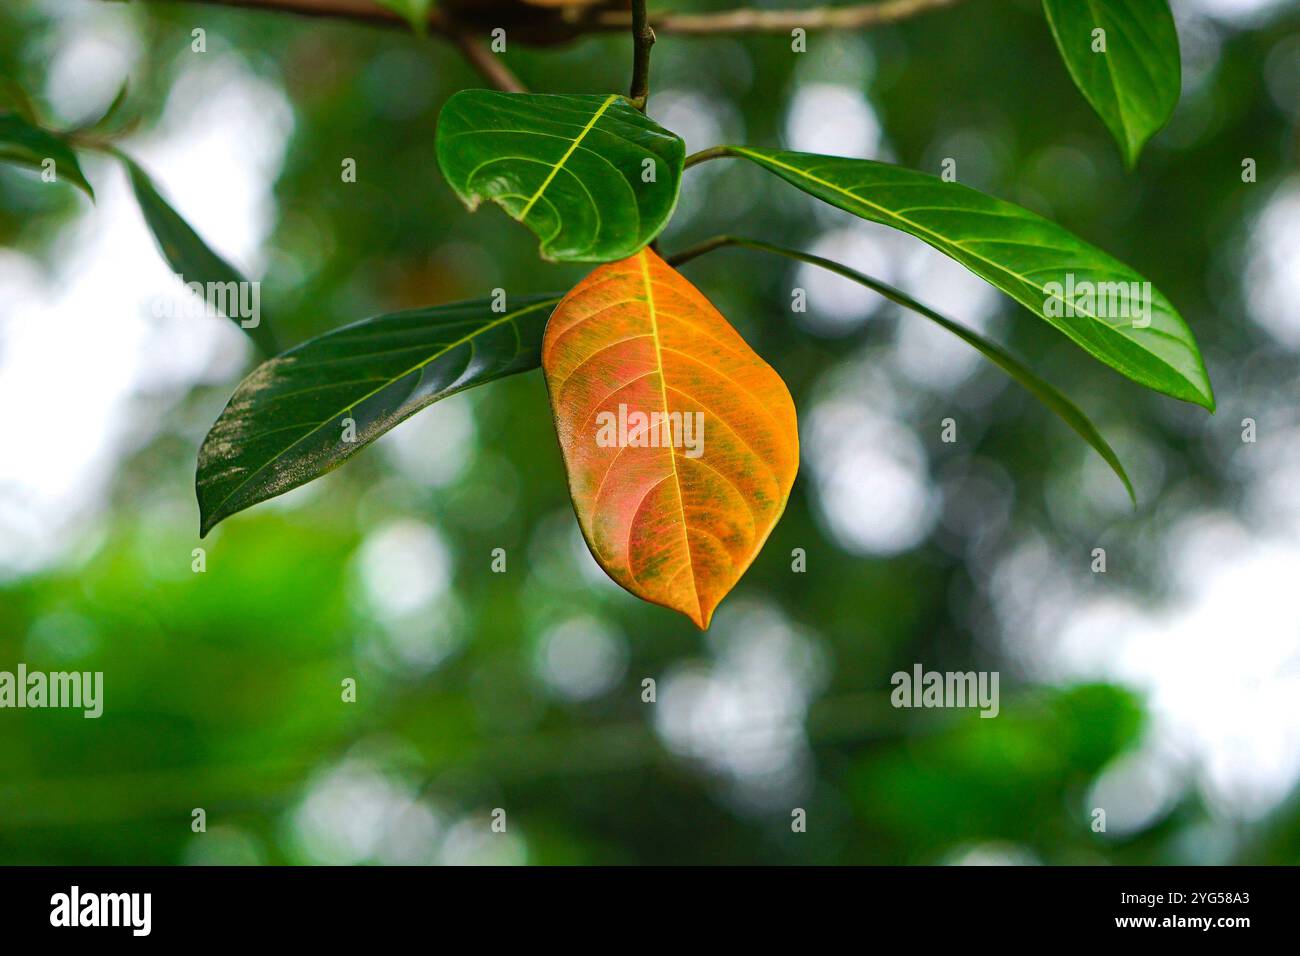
left=542, top=248, right=799, bottom=628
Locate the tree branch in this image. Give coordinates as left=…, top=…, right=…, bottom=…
left=449, top=30, right=528, bottom=92
left=103, top=0, right=971, bottom=42
left=585, top=0, right=970, bottom=35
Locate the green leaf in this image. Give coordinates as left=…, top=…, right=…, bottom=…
left=720, top=147, right=1213, bottom=410
left=196, top=294, right=560, bottom=535
left=372, top=0, right=435, bottom=33
left=0, top=80, right=38, bottom=123
left=83, top=81, right=130, bottom=135
left=436, top=91, right=685, bottom=263
left=119, top=153, right=279, bottom=356
left=0, top=112, right=94, bottom=199
left=690, top=237, right=1135, bottom=504
left=1042, top=0, right=1180, bottom=168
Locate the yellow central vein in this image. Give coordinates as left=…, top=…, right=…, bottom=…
left=640, top=250, right=701, bottom=621
left=517, top=94, right=619, bottom=221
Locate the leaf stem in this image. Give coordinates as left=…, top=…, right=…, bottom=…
left=667, top=235, right=1137, bottom=504
left=629, top=0, right=656, bottom=111
left=683, top=145, right=736, bottom=169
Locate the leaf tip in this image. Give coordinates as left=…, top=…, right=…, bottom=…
left=1184, top=376, right=1216, bottom=413
left=687, top=597, right=715, bottom=631
left=197, top=492, right=223, bottom=539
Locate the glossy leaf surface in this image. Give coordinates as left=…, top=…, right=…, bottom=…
left=437, top=91, right=684, bottom=262
left=198, top=295, right=558, bottom=535
left=726, top=146, right=1213, bottom=410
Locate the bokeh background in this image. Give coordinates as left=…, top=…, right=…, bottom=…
left=1, top=0, right=1298, bottom=865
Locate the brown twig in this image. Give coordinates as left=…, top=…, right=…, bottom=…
left=103, top=0, right=970, bottom=41
left=98, top=0, right=967, bottom=88
left=449, top=30, right=528, bottom=93
left=588, top=0, right=968, bottom=35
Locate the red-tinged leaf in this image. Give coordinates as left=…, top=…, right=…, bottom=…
left=543, top=248, right=799, bottom=628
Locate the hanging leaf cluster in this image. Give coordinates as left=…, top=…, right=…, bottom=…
left=0, top=0, right=1208, bottom=627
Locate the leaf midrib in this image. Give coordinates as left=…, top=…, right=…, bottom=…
left=1084, top=0, right=1135, bottom=156
left=518, top=93, right=620, bottom=221
left=639, top=250, right=703, bottom=622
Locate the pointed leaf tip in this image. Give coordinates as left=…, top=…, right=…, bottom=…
left=1042, top=0, right=1180, bottom=168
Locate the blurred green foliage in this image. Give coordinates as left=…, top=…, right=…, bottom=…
left=0, top=0, right=1297, bottom=864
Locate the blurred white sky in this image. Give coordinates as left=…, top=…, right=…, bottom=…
left=0, top=3, right=289, bottom=573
